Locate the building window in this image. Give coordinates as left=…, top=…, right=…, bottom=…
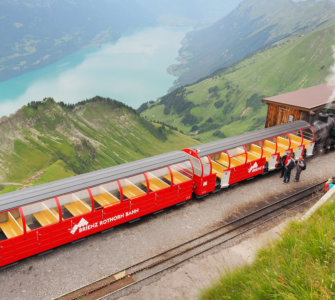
left=288, top=114, right=294, bottom=122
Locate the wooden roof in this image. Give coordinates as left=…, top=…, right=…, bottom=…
left=262, top=84, right=334, bottom=111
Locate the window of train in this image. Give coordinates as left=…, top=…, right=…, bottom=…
left=146, top=167, right=171, bottom=192
left=90, top=181, right=121, bottom=209
left=210, top=153, right=220, bottom=161
left=169, top=161, right=193, bottom=184
left=227, top=147, right=245, bottom=157
left=200, top=156, right=211, bottom=176
left=58, top=190, right=92, bottom=219
left=0, top=209, right=23, bottom=240
left=188, top=155, right=202, bottom=176
left=119, top=174, right=147, bottom=200
left=302, top=128, right=314, bottom=141
left=227, top=147, right=247, bottom=166
left=21, top=198, right=59, bottom=230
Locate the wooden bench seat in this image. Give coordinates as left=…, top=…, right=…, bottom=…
left=277, top=136, right=290, bottom=147
left=263, top=140, right=276, bottom=152
left=163, top=172, right=190, bottom=184
left=143, top=177, right=169, bottom=192
left=250, top=144, right=262, bottom=153
left=211, top=160, right=226, bottom=178
left=290, top=134, right=312, bottom=148
left=249, top=144, right=262, bottom=159
left=289, top=134, right=302, bottom=144
left=33, top=209, right=58, bottom=227
left=290, top=140, right=301, bottom=151
left=277, top=144, right=288, bottom=155
left=247, top=151, right=260, bottom=162
left=94, top=192, right=120, bottom=207
left=17, top=217, right=31, bottom=231
left=122, top=185, right=145, bottom=198
left=215, top=153, right=229, bottom=167
left=65, top=200, right=91, bottom=217
left=230, top=157, right=244, bottom=167
left=0, top=214, right=24, bottom=239
left=262, top=148, right=273, bottom=162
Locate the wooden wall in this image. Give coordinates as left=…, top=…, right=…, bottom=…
left=265, top=104, right=309, bottom=128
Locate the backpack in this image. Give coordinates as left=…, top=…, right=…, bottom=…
left=301, top=161, right=306, bottom=171
left=287, top=159, right=295, bottom=170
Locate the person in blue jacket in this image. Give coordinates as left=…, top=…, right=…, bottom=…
left=326, top=178, right=334, bottom=191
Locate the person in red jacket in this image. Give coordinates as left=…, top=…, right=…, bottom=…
left=283, top=153, right=295, bottom=183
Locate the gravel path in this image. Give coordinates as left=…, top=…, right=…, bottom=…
left=0, top=151, right=334, bottom=300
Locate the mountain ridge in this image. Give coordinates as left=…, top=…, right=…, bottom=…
left=0, top=97, right=198, bottom=193
left=141, top=23, right=335, bottom=142
left=170, top=0, right=335, bottom=87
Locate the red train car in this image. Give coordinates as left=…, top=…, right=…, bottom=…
left=0, top=121, right=315, bottom=267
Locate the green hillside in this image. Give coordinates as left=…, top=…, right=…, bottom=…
left=0, top=97, right=198, bottom=194
left=141, top=24, right=335, bottom=142
left=171, top=0, right=335, bottom=87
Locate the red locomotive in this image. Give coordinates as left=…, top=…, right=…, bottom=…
left=0, top=120, right=317, bottom=267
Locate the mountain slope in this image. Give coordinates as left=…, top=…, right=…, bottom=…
left=170, top=0, right=335, bottom=87
left=141, top=23, right=335, bottom=142
left=0, top=97, right=198, bottom=190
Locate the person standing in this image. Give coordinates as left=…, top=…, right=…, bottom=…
left=294, top=156, right=306, bottom=182
left=279, top=154, right=287, bottom=178
left=324, top=178, right=334, bottom=192
left=283, top=153, right=295, bottom=183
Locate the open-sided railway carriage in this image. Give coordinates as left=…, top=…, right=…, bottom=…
left=185, top=120, right=314, bottom=192
left=0, top=121, right=315, bottom=267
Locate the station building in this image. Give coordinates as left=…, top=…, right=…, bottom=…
left=262, top=84, right=334, bottom=128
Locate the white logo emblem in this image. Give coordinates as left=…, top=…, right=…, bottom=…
left=71, top=218, right=88, bottom=235
left=248, top=162, right=259, bottom=173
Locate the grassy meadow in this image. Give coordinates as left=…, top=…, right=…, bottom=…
left=200, top=198, right=335, bottom=299
left=141, top=24, right=335, bottom=142
left=0, top=97, right=199, bottom=193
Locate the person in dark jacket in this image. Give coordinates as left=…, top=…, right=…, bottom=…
left=283, top=153, right=295, bottom=183
left=280, top=154, right=287, bottom=178
left=294, top=156, right=305, bottom=182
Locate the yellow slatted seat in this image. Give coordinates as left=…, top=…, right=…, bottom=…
left=142, top=178, right=169, bottom=192
left=65, top=200, right=91, bottom=216
left=33, top=210, right=58, bottom=227
left=263, top=140, right=276, bottom=152
left=94, top=192, right=120, bottom=207
left=277, top=136, right=290, bottom=147
left=216, top=153, right=229, bottom=167
left=277, top=144, right=288, bottom=155
left=247, top=152, right=260, bottom=162
left=211, top=160, right=226, bottom=178
left=16, top=217, right=31, bottom=231
left=230, top=157, right=244, bottom=167
left=0, top=215, right=23, bottom=238
left=163, top=172, right=190, bottom=184
left=289, top=134, right=302, bottom=144
left=122, top=185, right=145, bottom=198
left=262, top=148, right=273, bottom=162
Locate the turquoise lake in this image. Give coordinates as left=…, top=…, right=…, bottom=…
left=0, top=26, right=189, bottom=117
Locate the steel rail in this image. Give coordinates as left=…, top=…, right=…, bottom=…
left=57, top=181, right=324, bottom=300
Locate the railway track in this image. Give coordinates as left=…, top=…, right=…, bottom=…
left=57, top=181, right=324, bottom=300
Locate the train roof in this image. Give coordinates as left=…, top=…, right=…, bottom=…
left=0, top=150, right=189, bottom=212
left=191, top=120, right=311, bottom=157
